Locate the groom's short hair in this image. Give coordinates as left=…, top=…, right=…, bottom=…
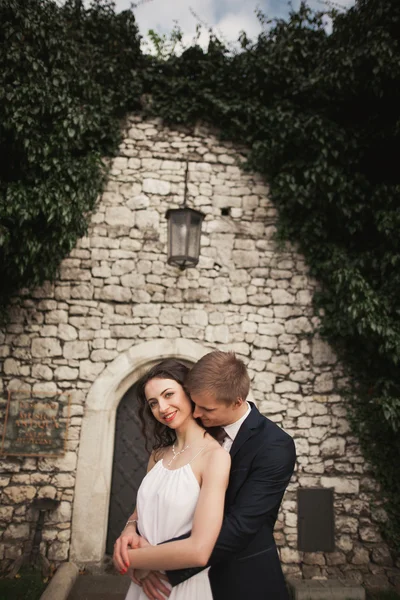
left=186, top=351, right=250, bottom=405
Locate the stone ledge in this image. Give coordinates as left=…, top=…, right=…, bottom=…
left=40, top=562, right=79, bottom=600
left=287, top=579, right=366, bottom=600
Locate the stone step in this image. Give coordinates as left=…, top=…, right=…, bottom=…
left=68, top=574, right=131, bottom=600
left=287, top=578, right=365, bottom=600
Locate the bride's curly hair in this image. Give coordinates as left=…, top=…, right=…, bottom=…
left=136, top=359, right=194, bottom=456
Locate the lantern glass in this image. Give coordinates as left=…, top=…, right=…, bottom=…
left=166, top=207, right=204, bottom=269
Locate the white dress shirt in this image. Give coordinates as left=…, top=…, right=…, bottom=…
left=221, top=402, right=251, bottom=452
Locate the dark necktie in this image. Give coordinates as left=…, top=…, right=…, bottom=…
left=208, top=426, right=226, bottom=445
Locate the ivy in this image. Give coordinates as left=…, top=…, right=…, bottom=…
left=0, top=0, right=143, bottom=306
left=1, top=0, right=400, bottom=554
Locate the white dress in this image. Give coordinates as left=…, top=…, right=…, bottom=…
left=124, top=455, right=213, bottom=600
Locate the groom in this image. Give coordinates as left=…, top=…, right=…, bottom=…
left=115, top=350, right=296, bottom=599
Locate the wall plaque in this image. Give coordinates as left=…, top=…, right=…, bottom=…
left=1, top=390, right=71, bottom=457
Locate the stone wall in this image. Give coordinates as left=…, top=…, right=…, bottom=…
left=0, top=115, right=397, bottom=588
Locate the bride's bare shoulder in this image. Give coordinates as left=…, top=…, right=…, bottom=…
left=203, top=436, right=231, bottom=464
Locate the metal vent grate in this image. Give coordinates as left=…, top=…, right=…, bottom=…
left=297, top=488, right=335, bottom=552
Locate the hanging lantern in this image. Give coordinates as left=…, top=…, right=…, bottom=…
left=165, top=162, right=204, bottom=269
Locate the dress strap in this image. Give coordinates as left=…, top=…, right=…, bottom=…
left=188, top=443, right=210, bottom=465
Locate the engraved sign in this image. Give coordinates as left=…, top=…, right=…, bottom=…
left=1, top=390, right=71, bottom=457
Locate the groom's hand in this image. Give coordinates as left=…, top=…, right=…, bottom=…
left=113, top=524, right=140, bottom=573
left=141, top=571, right=171, bottom=600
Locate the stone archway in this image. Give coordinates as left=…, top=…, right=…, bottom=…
left=70, top=339, right=212, bottom=567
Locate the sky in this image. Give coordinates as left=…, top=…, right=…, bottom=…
left=112, top=0, right=356, bottom=52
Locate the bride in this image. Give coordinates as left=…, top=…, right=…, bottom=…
left=113, top=359, right=230, bottom=600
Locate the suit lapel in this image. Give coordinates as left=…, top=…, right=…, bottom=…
left=229, top=402, right=263, bottom=460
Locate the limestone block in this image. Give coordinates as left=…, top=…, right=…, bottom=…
left=42, top=528, right=58, bottom=541
left=52, top=474, right=75, bottom=488
left=113, top=157, right=128, bottom=170
left=37, top=486, right=57, bottom=499
left=230, top=287, right=247, bottom=304
left=60, top=267, right=90, bottom=281
left=285, top=317, right=312, bottom=334
left=41, top=452, right=77, bottom=473
left=105, top=206, right=134, bottom=227
left=352, top=546, right=370, bottom=564
left=302, top=552, right=325, bottom=565
left=254, top=335, right=278, bottom=349
left=32, top=338, right=62, bottom=358
left=297, top=416, right=312, bottom=428
left=135, top=209, right=160, bottom=230
left=92, top=265, right=111, bottom=278
left=0, top=345, right=10, bottom=358
left=248, top=293, right=271, bottom=306
left=280, top=547, right=301, bottom=564
left=219, top=342, right=250, bottom=356
left=359, top=525, right=382, bottom=543
left=97, top=285, right=132, bottom=302
left=275, top=381, right=300, bottom=394
left=210, top=286, right=230, bottom=303
left=312, top=336, right=337, bottom=365
left=91, top=349, right=117, bottom=362
left=218, top=154, right=235, bottom=165
left=159, top=308, right=182, bottom=325
left=4, top=523, right=30, bottom=540
left=143, top=178, right=171, bottom=195
left=110, top=325, right=141, bottom=338
left=4, top=358, right=20, bottom=375
left=127, top=158, right=141, bottom=169
left=41, top=325, right=58, bottom=337
left=71, top=284, right=94, bottom=300
left=54, top=366, right=78, bottom=380
left=320, top=436, right=346, bottom=457
left=63, top=341, right=89, bottom=360
left=271, top=289, right=295, bottom=304
left=320, top=477, right=359, bottom=495
left=371, top=545, right=393, bottom=566
left=0, top=506, right=13, bottom=520
left=121, top=274, right=146, bottom=288
left=131, top=289, right=151, bottom=303
left=127, top=194, right=150, bottom=209
left=48, top=540, right=69, bottom=561
left=46, top=310, right=68, bottom=325
left=182, top=310, right=208, bottom=327
left=128, top=128, right=145, bottom=140
left=326, top=551, right=347, bottom=566
left=111, top=260, right=136, bottom=276
left=259, top=400, right=283, bottom=414
left=58, top=324, right=78, bottom=341
left=232, top=250, right=259, bottom=268
left=205, top=325, right=230, bottom=344
left=314, top=373, right=334, bottom=393
left=57, top=529, right=71, bottom=542
left=258, top=323, right=285, bottom=336
left=3, top=486, right=36, bottom=504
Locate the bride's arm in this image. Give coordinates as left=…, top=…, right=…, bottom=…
left=113, top=451, right=158, bottom=573
left=127, top=447, right=230, bottom=570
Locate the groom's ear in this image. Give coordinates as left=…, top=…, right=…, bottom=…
left=234, top=397, right=244, bottom=408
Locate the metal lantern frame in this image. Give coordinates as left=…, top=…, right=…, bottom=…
left=165, top=161, right=205, bottom=270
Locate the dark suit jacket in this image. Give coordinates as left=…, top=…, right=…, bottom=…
left=166, top=403, right=296, bottom=600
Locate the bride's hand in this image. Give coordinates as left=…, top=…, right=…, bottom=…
left=113, top=524, right=140, bottom=573
left=138, top=535, right=151, bottom=548
left=130, top=568, right=150, bottom=585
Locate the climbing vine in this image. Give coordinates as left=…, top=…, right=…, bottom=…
left=1, top=0, right=399, bottom=553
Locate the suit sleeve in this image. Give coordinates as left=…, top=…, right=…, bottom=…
left=166, top=434, right=296, bottom=587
